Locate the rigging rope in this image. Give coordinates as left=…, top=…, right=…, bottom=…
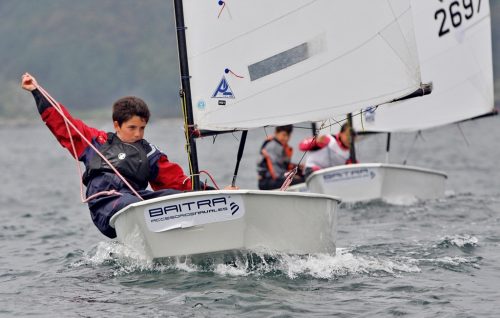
left=35, top=84, right=144, bottom=202
left=179, top=89, right=196, bottom=190
left=279, top=120, right=329, bottom=191
left=359, top=108, right=365, bottom=132
left=456, top=123, right=470, bottom=147
left=179, top=90, right=223, bottom=191
left=402, top=131, right=422, bottom=165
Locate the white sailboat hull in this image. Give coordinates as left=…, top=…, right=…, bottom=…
left=284, top=183, right=309, bottom=193
left=109, top=190, right=339, bottom=260
left=306, top=163, right=447, bottom=204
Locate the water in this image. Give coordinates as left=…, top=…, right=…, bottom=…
left=1, top=115, right=499, bottom=317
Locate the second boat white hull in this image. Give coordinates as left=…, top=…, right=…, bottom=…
left=305, top=163, right=447, bottom=204
left=109, top=190, right=340, bottom=260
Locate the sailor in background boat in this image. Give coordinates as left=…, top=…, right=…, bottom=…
left=299, top=123, right=357, bottom=178
left=257, top=125, right=305, bottom=190
left=21, top=73, right=223, bottom=239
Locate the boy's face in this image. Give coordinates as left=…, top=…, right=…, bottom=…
left=339, top=130, right=352, bottom=149
left=114, top=115, right=147, bottom=143
left=275, top=131, right=290, bottom=145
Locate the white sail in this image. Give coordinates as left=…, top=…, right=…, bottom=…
left=182, top=0, right=422, bottom=131
left=354, top=0, right=494, bottom=132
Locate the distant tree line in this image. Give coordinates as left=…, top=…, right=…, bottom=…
left=0, top=0, right=181, bottom=119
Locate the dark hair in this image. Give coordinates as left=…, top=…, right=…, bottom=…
left=275, top=125, right=293, bottom=134
left=340, top=123, right=356, bottom=135
left=112, top=96, right=150, bottom=126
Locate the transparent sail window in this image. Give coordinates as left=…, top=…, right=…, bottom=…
left=248, top=36, right=325, bottom=81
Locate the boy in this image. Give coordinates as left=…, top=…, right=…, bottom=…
left=21, top=73, right=221, bottom=238
left=257, top=125, right=304, bottom=190
left=299, top=123, right=356, bottom=177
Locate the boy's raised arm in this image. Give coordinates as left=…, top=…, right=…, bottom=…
left=21, top=73, right=107, bottom=160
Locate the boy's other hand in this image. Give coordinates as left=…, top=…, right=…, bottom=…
left=21, top=73, right=38, bottom=91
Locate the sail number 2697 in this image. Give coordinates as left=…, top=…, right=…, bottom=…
left=434, top=0, right=482, bottom=37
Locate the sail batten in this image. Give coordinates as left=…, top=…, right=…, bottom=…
left=183, top=0, right=423, bottom=131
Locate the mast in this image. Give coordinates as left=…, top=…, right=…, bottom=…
left=347, top=113, right=356, bottom=163
left=311, top=122, right=318, bottom=136
left=231, top=130, right=248, bottom=187
left=385, top=133, right=391, bottom=163
left=173, top=0, right=200, bottom=190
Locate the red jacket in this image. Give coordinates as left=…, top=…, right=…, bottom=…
left=33, top=89, right=193, bottom=192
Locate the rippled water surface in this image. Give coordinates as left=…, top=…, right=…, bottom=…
left=1, top=116, right=499, bottom=317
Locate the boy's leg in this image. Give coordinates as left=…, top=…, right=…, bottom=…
left=88, top=194, right=141, bottom=238
left=290, top=175, right=305, bottom=185
left=89, top=189, right=183, bottom=238
left=140, top=188, right=182, bottom=200
left=258, top=178, right=286, bottom=190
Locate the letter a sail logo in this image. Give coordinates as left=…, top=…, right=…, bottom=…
left=212, top=76, right=235, bottom=99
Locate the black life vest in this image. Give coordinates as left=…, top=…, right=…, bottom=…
left=83, top=133, right=151, bottom=190
left=257, top=137, right=291, bottom=179
left=257, top=137, right=273, bottom=178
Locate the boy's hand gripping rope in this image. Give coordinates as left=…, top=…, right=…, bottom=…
left=279, top=121, right=327, bottom=191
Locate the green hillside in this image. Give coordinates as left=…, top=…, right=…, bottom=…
left=0, top=0, right=179, bottom=118
left=1, top=1, right=499, bottom=119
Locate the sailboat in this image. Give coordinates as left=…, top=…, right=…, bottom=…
left=109, top=0, right=425, bottom=260
left=305, top=0, right=494, bottom=204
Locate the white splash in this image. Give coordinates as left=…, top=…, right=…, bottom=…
left=440, top=234, right=479, bottom=248
left=417, top=255, right=480, bottom=269
left=214, top=248, right=421, bottom=279
left=73, top=245, right=422, bottom=279
left=214, top=263, right=250, bottom=277
left=383, top=196, right=419, bottom=206
left=444, top=189, right=456, bottom=198
left=71, top=241, right=156, bottom=274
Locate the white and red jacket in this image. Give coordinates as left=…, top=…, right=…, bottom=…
left=300, top=134, right=351, bottom=171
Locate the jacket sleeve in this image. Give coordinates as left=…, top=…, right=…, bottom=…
left=32, top=89, right=107, bottom=160
left=149, top=154, right=193, bottom=191
left=299, top=135, right=330, bottom=151
left=261, top=141, right=284, bottom=180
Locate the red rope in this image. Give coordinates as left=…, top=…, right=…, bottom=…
left=182, top=170, right=220, bottom=190
left=225, top=68, right=244, bottom=79
left=280, top=167, right=298, bottom=191
left=200, top=170, right=220, bottom=190
left=217, top=1, right=226, bottom=18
